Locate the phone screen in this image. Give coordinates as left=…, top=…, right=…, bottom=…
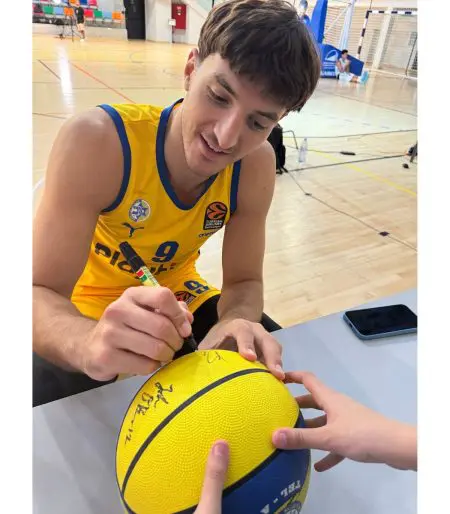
left=345, top=304, right=417, bottom=337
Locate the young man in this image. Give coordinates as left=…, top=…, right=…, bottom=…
left=336, top=49, right=369, bottom=84
left=74, top=2, right=86, bottom=40
left=33, top=0, right=321, bottom=406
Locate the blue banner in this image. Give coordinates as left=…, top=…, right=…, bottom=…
left=319, top=44, right=339, bottom=78
left=318, top=44, right=364, bottom=79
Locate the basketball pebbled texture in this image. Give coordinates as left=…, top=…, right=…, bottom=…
left=116, top=350, right=311, bottom=514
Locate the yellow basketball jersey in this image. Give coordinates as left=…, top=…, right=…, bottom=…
left=71, top=100, right=241, bottom=320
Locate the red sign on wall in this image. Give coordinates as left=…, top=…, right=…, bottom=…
left=171, top=4, right=187, bottom=30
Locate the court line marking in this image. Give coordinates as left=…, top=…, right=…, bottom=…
left=33, top=177, right=45, bottom=195
left=316, top=87, right=417, bottom=118
left=70, top=62, right=136, bottom=103
left=283, top=128, right=417, bottom=139
left=38, top=60, right=61, bottom=80
left=34, top=60, right=415, bottom=197
left=313, top=150, right=417, bottom=197
left=33, top=113, right=68, bottom=120
left=45, top=86, right=183, bottom=91
left=287, top=172, right=417, bottom=253
left=288, top=154, right=406, bottom=172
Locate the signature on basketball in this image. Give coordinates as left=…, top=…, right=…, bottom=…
left=124, top=382, right=173, bottom=445
left=201, top=350, right=227, bottom=364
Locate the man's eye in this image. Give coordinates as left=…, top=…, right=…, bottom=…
left=250, top=119, right=267, bottom=131
left=208, top=88, right=228, bottom=105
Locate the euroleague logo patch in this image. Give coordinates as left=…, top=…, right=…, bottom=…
left=203, top=201, right=228, bottom=231
left=129, top=199, right=150, bottom=223
left=175, top=291, right=196, bottom=306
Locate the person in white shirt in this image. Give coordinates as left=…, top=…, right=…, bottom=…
left=336, top=49, right=369, bottom=84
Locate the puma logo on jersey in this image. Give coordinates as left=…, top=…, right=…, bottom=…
left=122, top=222, right=144, bottom=238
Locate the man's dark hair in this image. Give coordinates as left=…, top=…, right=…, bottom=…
left=198, top=0, right=321, bottom=113
left=341, top=49, right=349, bottom=55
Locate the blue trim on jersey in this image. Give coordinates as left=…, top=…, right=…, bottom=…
left=230, top=160, right=241, bottom=215
left=156, top=99, right=218, bottom=211
left=176, top=412, right=310, bottom=514
left=98, top=104, right=132, bottom=213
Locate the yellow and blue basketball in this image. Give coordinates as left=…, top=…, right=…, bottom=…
left=116, top=350, right=311, bottom=513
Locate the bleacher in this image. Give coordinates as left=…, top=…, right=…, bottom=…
left=32, top=1, right=124, bottom=28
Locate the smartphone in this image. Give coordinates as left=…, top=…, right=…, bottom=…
left=343, top=304, right=417, bottom=341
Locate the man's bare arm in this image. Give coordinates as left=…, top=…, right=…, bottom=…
left=198, top=142, right=283, bottom=377
left=33, top=108, right=123, bottom=370
left=33, top=109, right=192, bottom=380
left=218, top=141, right=276, bottom=323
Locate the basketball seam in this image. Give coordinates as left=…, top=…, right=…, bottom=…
left=119, top=368, right=270, bottom=505
left=173, top=411, right=305, bottom=514
left=174, top=451, right=282, bottom=514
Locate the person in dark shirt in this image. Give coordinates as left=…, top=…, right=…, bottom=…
left=74, top=3, right=86, bottom=40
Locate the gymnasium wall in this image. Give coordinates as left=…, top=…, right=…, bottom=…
left=145, top=0, right=172, bottom=43
left=308, top=0, right=417, bottom=73
left=142, top=0, right=208, bottom=44
left=172, top=1, right=208, bottom=45
left=321, top=0, right=416, bottom=6
left=164, top=0, right=418, bottom=52
left=371, top=13, right=417, bottom=71
left=32, top=21, right=128, bottom=39
left=97, top=0, right=125, bottom=12
left=33, top=0, right=417, bottom=61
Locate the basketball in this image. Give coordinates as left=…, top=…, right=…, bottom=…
left=116, top=350, right=311, bottom=514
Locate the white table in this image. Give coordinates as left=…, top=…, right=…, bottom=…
left=33, top=290, right=417, bottom=514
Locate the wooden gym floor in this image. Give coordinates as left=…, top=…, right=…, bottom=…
left=33, top=34, right=417, bottom=327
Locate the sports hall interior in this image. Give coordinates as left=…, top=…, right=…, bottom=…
left=32, top=0, right=417, bottom=328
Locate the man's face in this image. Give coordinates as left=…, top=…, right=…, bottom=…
left=180, top=52, right=286, bottom=177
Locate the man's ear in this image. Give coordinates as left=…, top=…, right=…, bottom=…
left=184, top=48, right=200, bottom=91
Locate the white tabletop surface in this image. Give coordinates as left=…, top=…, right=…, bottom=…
left=33, top=289, right=417, bottom=514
